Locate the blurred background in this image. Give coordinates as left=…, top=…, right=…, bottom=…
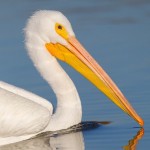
left=0, top=0, right=150, bottom=149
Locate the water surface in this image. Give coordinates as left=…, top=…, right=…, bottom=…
left=0, top=0, right=150, bottom=149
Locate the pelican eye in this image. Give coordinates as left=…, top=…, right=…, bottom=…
left=58, top=25, right=62, bottom=30
left=55, top=23, right=69, bottom=40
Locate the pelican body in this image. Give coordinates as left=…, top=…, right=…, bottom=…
left=0, top=10, right=143, bottom=146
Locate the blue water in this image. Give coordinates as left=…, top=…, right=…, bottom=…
left=0, top=0, right=150, bottom=149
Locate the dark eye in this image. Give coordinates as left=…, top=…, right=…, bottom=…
left=58, top=25, right=62, bottom=30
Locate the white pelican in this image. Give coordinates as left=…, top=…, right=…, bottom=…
left=0, top=10, right=144, bottom=146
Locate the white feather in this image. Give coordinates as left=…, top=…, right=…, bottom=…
left=0, top=10, right=82, bottom=146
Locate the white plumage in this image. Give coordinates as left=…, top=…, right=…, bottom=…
left=0, top=10, right=82, bottom=146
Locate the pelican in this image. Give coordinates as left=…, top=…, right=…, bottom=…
left=0, top=10, right=144, bottom=146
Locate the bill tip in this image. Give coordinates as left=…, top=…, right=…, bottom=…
left=139, top=119, right=144, bottom=127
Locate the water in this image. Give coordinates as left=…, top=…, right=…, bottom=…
left=0, top=0, right=150, bottom=149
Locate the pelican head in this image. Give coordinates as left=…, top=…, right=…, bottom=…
left=25, top=10, right=144, bottom=126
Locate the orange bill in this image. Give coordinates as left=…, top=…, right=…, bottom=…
left=45, top=35, right=144, bottom=126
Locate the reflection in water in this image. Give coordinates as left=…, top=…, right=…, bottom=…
left=0, top=127, right=144, bottom=150
left=0, top=121, right=108, bottom=150
left=123, top=128, right=144, bottom=150
left=0, top=131, right=84, bottom=150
